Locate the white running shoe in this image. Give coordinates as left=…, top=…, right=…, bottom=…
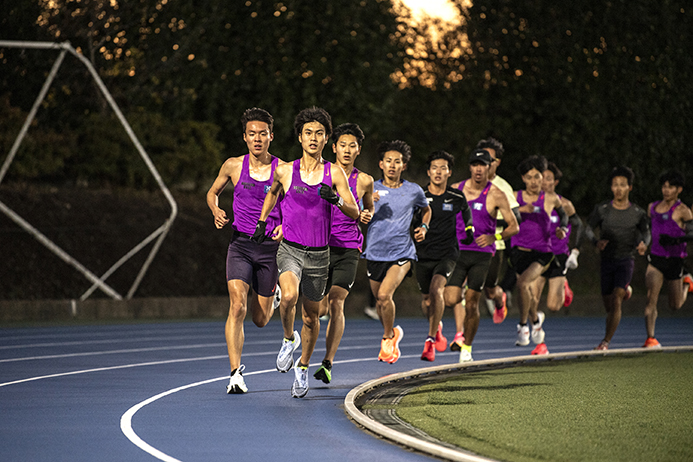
left=363, top=305, right=379, bottom=320
left=272, top=285, right=281, bottom=312
left=516, top=324, right=530, bottom=346
left=226, top=364, right=248, bottom=394
left=484, top=297, right=495, bottom=316
left=276, top=330, right=301, bottom=372
left=291, top=364, right=309, bottom=398
left=459, top=346, right=473, bottom=363
left=531, top=311, right=545, bottom=344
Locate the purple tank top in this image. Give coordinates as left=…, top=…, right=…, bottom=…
left=233, top=155, right=281, bottom=235
left=282, top=159, right=333, bottom=247
left=511, top=191, right=551, bottom=252
left=329, top=167, right=363, bottom=250
left=650, top=200, right=687, bottom=258
left=458, top=181, right=496, bottom=254
left=549, top=195, right=570, bottom=255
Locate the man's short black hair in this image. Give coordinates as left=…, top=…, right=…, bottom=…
left=241, top=107, right=273, bottom=133
left=517, top=155, right=548, bottom=176
left=476, top=137, right=504, bottom=159
left=609, top=165, right=635, bottom=186
left=332, top=123, right=364, bottom=147
left=546, top=161, right=563, bottom=181
left=426, top=150, right=454, bottom=170
left=659, top=170, right=685, bottom=188
left=377, top=140, right=411, bottom=163
left=294, top=107, right=332, bottom=138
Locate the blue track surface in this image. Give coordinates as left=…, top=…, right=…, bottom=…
left=1, top=314, right=692, bottom=461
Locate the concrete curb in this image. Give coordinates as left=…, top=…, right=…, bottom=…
left=344, top=346, right=693, bottom=462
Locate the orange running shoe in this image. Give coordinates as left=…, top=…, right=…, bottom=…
left=493, top=292, right=508, bottom=324
left=449, top=331, right=465, bottom=351
left=683, top=274, right=693, bottom=293
left=421, top=339, right=435, bottom=361
left=643, top=337, right=661, bottom=348
left=563, top=280, right=574, bottom=307
left=388, top=325, right=403, bottom=363
left=531, top=343, right=549, bottom=355
left=434, top=321, right=448, bottom=352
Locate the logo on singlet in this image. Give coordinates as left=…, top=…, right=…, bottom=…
left=473, top=203, right=483, bottom=211
left=293, top=186, right=308, bottom=194
left=241, top=181, right=255, bottom=189
left=443, top=204, right=453, bottom=212
left=264, top=185, right=271, bottom=193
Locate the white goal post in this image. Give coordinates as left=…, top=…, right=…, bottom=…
left=0, top=40, right=178, bottom=301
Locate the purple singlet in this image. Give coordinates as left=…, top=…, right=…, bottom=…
left=328, top=167, right=363, bottom=250
left=511, top=191, right=551, bottom=252
left=233, top=155, right=281, bottom=235
left=650, top=200, right=687, bottom=258
left=282, top=159, right=333, bottom=247
left=458, top=181, right=496, bottom=254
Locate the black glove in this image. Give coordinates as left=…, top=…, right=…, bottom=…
left=250, top=221, right=267, bottom=243
left=319, top=183, right=340, bottom=205
left=461, top=225, right=475, bottom=245
left=659, top=234, right=682, bottom=246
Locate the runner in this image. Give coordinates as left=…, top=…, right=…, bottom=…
left=509, top=155, right=568, bottom=355
left=206, top=107, right=284, bottom=394
left=444, top=148, right=519, bottom=362
left=251, top=107, right=359, bottom=398
left=415, top=150, right=474, bottom=362
left=532, top=161, right=584, bottom=313
left=643, top=170, right=693, bottom=347
left=363, top=140, right=431, bottom=364
left=585, top=165, right=650, bottom=350
left=475, top=138, right=521, bottom=323
left=313, top=123, right=374, bottom=384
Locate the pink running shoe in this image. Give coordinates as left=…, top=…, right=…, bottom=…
left=434, top=321, right=448, bottom=352
left=531, top=343, right=549, bottom=355
left=449, top=331, right=465, bottom=351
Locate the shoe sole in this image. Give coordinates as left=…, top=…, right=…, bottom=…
left=450, top=342, right=462, bottom=352
left=313, top=368, right=331, bottom=384
left=389, top=326, right=403, bottom=364
left=291, top=388, right=308, bottom=398
left=227, top=385, right=247, bottom=394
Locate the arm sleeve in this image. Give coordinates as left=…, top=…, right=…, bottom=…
left=512, top=206, right=522, bottom=225
left=555, top=205, right=569, bottom=228
left=636, top=210, right=651, bottom=246
left=685, top=220, right=693, bottom=241
left=569, top=214, right=584, bottom=248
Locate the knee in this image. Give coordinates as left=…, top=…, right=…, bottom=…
left=228, top=301, right=247, bottom=322
left=376, top=291, right=392, bottom=305
left=280, top=288, right=299, bottom=308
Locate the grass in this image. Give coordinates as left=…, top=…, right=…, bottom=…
left=393, top=352, right=693, bottom=462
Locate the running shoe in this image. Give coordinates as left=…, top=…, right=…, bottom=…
left=272, top=284, right=281, bottom=312
left=459, top=344, right=473, bottom=363
left=683, top=274, right=693, bottom=293
left=516, top=324, right=530, bottom=346
left=449, top=331, right=465, bottom=351
left=363, top=305, right=379, bottom=320
left=226, top=364, right=248, bottom=394
left=595, top=340, right=609, bottom=350
left=531, top=311, right=545, bottom=344
left=642, top=337, right=662, bottom=348
left=563, top=280, right=574, bottom=307
left=623, top=285, right=633, bottom=301
left=291, top=363, right=309, bottom=398
left=493, top=292, right=508, bottom=324
left=434, top=321, right=447, bottom=352
left=378, top=325, right=404, bottom=363
left=421, top=338, right=436, bottom=362
left=531, top=343, right=549, bottom=355
left=276, top=330, right=301, bottom=372
left=313, top=360, right=332, bottom=384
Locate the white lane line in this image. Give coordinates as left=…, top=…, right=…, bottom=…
left=120, top=357, right=379, bottom=462
left=0, top=355, right=226, bottom=387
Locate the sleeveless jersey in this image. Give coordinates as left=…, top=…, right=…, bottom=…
left=281, top=159, right=333, bottom=247
left=233, top=154, right=281, bottom=236
left=458, top=181, right=496, bottom=254
left=329, top=167, right=363, bottom=250
left=511, top=191, right=551, bottom=253
left=650, top=200, right=687, bottom=258
left=549, top=194, right=571, bottom=256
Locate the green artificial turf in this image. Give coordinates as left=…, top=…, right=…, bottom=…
left=393, top=352, right=693, bottom=462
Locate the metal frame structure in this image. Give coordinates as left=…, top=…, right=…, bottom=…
left=0, top=40, right=178, bottom=300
